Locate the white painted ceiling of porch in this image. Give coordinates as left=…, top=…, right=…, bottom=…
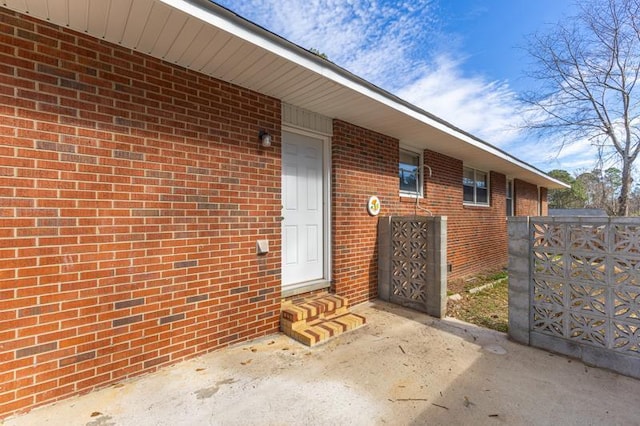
left=2, top=0, right=566, bottom=188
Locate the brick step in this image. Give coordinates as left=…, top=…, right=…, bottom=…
left=280, top=294, right=366, bottom=346
left=282, top=312, right=367, bottom=347
left=281, top=294, right=348, bottom=323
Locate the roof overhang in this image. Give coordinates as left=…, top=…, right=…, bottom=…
left=3, top=0, right=568, bottom=189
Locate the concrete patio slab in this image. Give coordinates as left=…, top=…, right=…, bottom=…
left=4, top=301, right=640, bottom=426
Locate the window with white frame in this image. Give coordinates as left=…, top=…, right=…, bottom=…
left=463, top=166, right=489, bottom=205
left=399, top=149, right=422, bottom=196
left=506, top=179, right=514, bottom=216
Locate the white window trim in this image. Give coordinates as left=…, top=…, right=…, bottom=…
left=399, top=147, right=423, bottom=198
left=463, top=166, right=490, bottom=207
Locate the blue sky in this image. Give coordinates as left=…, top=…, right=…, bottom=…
left=215, top=0, right=593, bottom=173
left=437, top=1, right=573, bottom=93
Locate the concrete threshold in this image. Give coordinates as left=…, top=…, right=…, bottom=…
left=5, top=301, right=640, bottom=426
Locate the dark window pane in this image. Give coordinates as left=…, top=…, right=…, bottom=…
left=400, top=166, right=419, bottom=192
left=476, top=187, right=488, bottom=204
left=463, top=185, right=474, bottom=202
left=399, top=151, right=420, bottom=194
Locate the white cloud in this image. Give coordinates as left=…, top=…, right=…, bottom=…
left=396, top=55, right=523, bottom=146
left=509, top=136, right=599, bottom=172
left=215, top=0, right=594, bottom=173
left=218, top=0, right=437, bottom=90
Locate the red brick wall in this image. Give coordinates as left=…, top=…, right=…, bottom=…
left=515, top=179, right=540, bottom=216
left=332, top=121, right=512, bottom=305
left=331, top=121, right=399, bottom=304
left=424, top=153, right=509, bottom=279
left=540, top=187, right=548, bottom=215
left=0, top=9, right=281, bottom=418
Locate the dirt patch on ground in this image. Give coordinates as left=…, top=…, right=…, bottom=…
left=446, top=270, right=509, bottom=333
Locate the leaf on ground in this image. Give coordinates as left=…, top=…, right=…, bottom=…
left=463, top=396, right=472, bottom=407
left=241, top=359, right=252, bottom=365
left=196, top=368, right=205, bottom=372
left=90, top=412, right=102, bottom=417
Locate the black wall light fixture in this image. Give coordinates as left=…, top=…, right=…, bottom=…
left=259, top=130, right=272, bottom=147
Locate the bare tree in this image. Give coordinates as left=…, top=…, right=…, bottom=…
left=522, top=0, right=640, bottom=216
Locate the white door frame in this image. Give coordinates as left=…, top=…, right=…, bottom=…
left=281, top=125, right=332, bottom=297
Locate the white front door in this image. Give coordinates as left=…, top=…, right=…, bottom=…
left=281, top=131, right=324, bottom=287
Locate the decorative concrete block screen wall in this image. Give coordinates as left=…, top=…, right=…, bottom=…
left=509, top=217, right=640, bottom=379
left=378, top=216, right=447, bottom=318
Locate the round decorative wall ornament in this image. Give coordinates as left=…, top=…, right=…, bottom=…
left=367, top=196, right=381, bottom=216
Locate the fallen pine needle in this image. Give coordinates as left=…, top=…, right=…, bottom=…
left=432, top=403, right=449, bottom=410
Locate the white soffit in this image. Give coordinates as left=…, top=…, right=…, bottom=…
left=2, top=0, right=568, bottom=189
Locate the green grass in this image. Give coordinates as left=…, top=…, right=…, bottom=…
left=486, top=270, right=508, bottom=281
left=447, top=279, right=509, bottom=333
left=461, top=270, right=508, bottom=293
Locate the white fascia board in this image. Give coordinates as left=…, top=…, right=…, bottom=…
left=161, top=0, right=568, bottom=189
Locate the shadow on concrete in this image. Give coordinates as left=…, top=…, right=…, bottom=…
left=5, top=300, right=640, bottom=426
